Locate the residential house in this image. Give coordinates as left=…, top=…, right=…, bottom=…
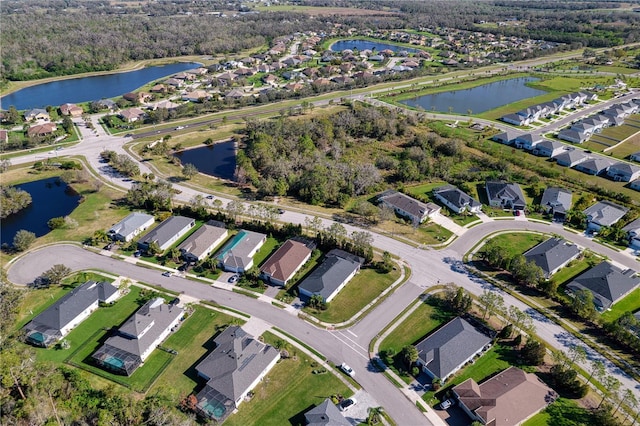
left=27, top=122, right=57, bottom=137
left=304, top=398, right=350, bottom=426
left=193, top=326, right=280, bottom=422
left=433, top=185, right=482, bottom=214
left=25, top=108, right=50, bottom=121
left=216, top=72, right=238, bottom=86
left=630, top=151, right=640, bottom=162
left=225, top=89, right=245, bottom=100
left=150, top=99, right=180, bottom=111
left=119, top=107, right=146, bottom=123
left=59, top=103, right=83, bottom=117
left=583, top=201, right=629, bottom=231
left=164, top=78, right=183, bottom=88
left=178, top=222, right=228, bottom=262
left=378, top=190, right=441, bottom=224
left=631, top=179, right=640, bottom=191
left=108, top=212, right=155, bottom=242
left=415, top=317, right=492, bottom=382
left=501, top=113, right=529, bottom=127
left=523, top=238, right=581, bottom=279
left=540, top=187, right=572, bottom=220
left=622, top=218, right=640, bottom=249
left=532, top=140, right=565, bottom=157
left=216, top=230, right=266, bottom=273
left=259, top=239, right=313, bottom=286
left=92, top=298, right=183, bottom=375
left=150, top=84, right=168, bottom=94
left=554, top=150, right=589, bottom=168
left=182, top=90, right=210, bottom=102
left=485, top=181, right=526, bottom=210
left=607, top=162, right=640, bottom=182
left=491, top=130, right=519, bottom=145
left=513, top=133, right=542, bottom=150
left=137, top=215, right=196, bottom=252
left=454, top=367, right=554, bottom=426
left=566, top=261, right=639, bottom=310
left=298, top=249, right=364, bottom=303
left=123, top=92, right=151, bottom=103
left=574, top=157, right=613, bottom=176
left=94, top=99, right=117, bottom=111
left=24, top=281, right=120, bottom=347
left=557, top=128, right=589, bottom=144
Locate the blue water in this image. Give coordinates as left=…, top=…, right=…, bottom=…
left=399, top=77, right=546, bottom=114
left=0, top=62, right=201, bottom=110
left=330, top=39, right=419, bottom=53
left=174, top=140, right=237, bottom=181
left=1, top=177, right=82, bottom=246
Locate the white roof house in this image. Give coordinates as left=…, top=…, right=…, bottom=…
left=108, top=212, right=156, bottom=242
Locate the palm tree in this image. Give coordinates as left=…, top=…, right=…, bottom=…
left=367, top=406, right=384, bottom=425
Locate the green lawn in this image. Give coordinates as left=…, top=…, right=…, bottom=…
left=523, top=397, right=592, bottom=426
left=485, top=232, right=546, bottom=259
left=405, top=182, right=480, bottom=226
left=551, top=253, right=599, bottom=288
left=405, top=181, right=447, bottom=197
left=600, top=287, right=640, bottom=323
left=224, top=331, right=351, bottom=426
left=253, top=236, right=280, bottom=268
left=149, top=306, right=238, bottom=401
left=304, top=266, right=401, bottom=323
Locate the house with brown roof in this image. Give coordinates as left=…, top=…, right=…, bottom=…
left=454, top=367, right=554, bottom=426
left=123, top=92, right=151, bottom=103
left=182, top=90, right=210, bottom=102
left=27, top=122, right=57, bottom=137
left=59, top=103, right=83, bottom=117
left=260, top=239, right=313, bottom=286
left=150, top=84, right=168, bottom=94
left=119, top=108, right=146, bottom=123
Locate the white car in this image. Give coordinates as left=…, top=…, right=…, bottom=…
left=339, top=398, right=357, bottom=412
left=175, top=126, right=185, bottom=130
left=440, top=399, right=454, bottom=410
left=340, top=363, right=355, bottom=377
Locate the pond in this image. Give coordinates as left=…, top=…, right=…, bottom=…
left=330, top=39, right=419, bottom=54
left=398, top=77, right=546, bottom=114
left=1, top=177, right=82, bottom=246
left=0, top=62, right=201, bottom=111
left=174, top=140, right=237, bottom=181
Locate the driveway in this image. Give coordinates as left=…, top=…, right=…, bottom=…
left=340, top=390, right=380, bottom=425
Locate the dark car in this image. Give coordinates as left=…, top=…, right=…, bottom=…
left=278, top=209, right=285, bottom=214
left=134, top=250, right=142, bottom=258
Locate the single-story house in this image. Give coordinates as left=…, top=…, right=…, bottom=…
left=59, top=103, right=83, bottom=117
left=513, top=133, right=542, bottom=150
left=415, top=316, right=492, bottom=382
left=501, top=113, right=529, bottom=127
left=554, top=150, right=589, bottom=168
left=573, top=157, right=612, bottom=176
left=630, top=151, right=640, bottom=162
left=259, top=239, right=313, bottom=286
left=540, top=187, right=572, bottom=221
left=224, top=89, right=245, bottom=100
left=25, top=108, right=50, bottom=121
left=454, top=367, right=554, bottom=426
left=178, top=222, right=228, bottom=262
left=119, top=107, right=146, bottom=123
left=583, top=200, right=629, bottom=231
left=298, top=249, right=363, bottom=303
left=123, top=92, right=151, bottom=103
left=137, top=215, right=196, bottom=252
left=216, top=230, right=266, bottom=273
left=532, top=140, right=565, bottom=157
left=24, top=281, right=120, bottom=347
left=92, top=297, right=183, bottom=375
left=150, top=84, right=168, bottom=94
left=557, top=129, right=589, bottom=144
left=27, top=122, right=57, bottom=137
left=304, top=398, right=351, bottom=426
left=485, top=181, right=526, bottom=210
left=631, top=179, right=640, bottom=191
left=606, top=162, right=640, bottom=182
left=622, top=218, right=640, bottom=249
left=94, top=99, right=118, bottom=111
left=108, top=212, right=155, bottom=242
left=523, top=238, right=581, bottom=279
left=182, top=90, right=210, bottom=102
left=150, top=100, right=180, bottom=111
left=164, top=78, right=183, bottom=88
left=491, top=130, right=519, bottom=145
left=378, top=190, right=441, bottom=224
left=193, top=326, right=280, bottom=422
left=433, top=184, right=482, bottom=214
left=566, top=261, right=639, bottom=310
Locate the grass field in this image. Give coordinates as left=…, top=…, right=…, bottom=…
left=522, top=397, right=592, bottom=426
left=600, top=287, right=640, bottom=323
left=484, top=232, right=546, bottom=259
left=304, top=266, right=401, bottom=323
left=224, top=331, right=351, bottom=426
left=252, top=236, right=280, bottom=268
left=608, top=130, right=640, bottom=160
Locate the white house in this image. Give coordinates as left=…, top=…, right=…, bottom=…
left=108, top=212, right=155, bottom=242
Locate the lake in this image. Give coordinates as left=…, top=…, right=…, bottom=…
left=0, top=62, right=201, bottom=111
left=1, top=177, right=82, bottom=246
left=398, top=77, right=546, bottom=114
left=175, top=140, right=237, bottom=181
left=330, top=39, right=419, bottom=54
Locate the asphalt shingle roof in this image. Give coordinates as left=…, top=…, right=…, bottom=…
left=304, top=398, right=350, bottom=426
left=566, top=261, right=639, bottom=309
left=583, top=201, right=629, bottom=227
left=298, top=251, right=362, bottom=301
left=523, top=238, right=581, bottom=278
left=433, top=185, right=481, bottom=211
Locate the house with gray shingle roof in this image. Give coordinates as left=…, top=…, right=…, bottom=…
left=574, top=157, right=613, bottom=176
left=108, top=212, right=155, bottom=242
left=622, top=218, right=640, bottom=249
left=523, top=238, right=581, bottom=278
left=540, top=187, right=572, bottom=220
left=216, top=230, right=266, bottom=273
left=433, top=185, right=482, bottom=214
left=378, top=190, right=440, bottom=224
left=554, top=150, right=589, bottom=168
left=630, top=151, right=640, bottom=162
left=193, top=326, right=280, bottom=422
left=533, top=140, right=565, bottom=157
left=491, top=130, right=519, bottom=145
left=298, top=249, right=363, bottom=303
left=583, top=200, right=629, bottom=231
left=631, top=179, right=640, bottom=192
left=92, top=297, right=183, bottom=375
left=607, top=162, right=640, bottom=182
left=24, top=281, right=120, bottom=347
left=304, top=398, right=350, bottom=426
left=415, top=317, right=492, bottom=382
left=566, top=262, right=639, bottom=310
left=178, top=222, right=228, bottom=262
left=558, top=128, right=589, bottom=144
left=485, top=181, right=526, bottom=210
left=137, top=215, right=195, bottom=252
left=514, top=133, right=543, bottom=150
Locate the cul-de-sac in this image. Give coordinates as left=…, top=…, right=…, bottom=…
left=1, top=1, right=640, bottom=425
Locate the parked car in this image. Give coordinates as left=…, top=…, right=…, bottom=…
left=134, top=250, right=142, bottom=258
left=175, top=126, right=185, bottom=130
left=162, top=271, right=172, bottom=277
left=206, top=195, right=214, bottom=200
left=340, top=363, right=355, bottom=377
left=278, top=209, right=285, bottom=214
left=228, top=274, right=239, bottom=283
left=439, top=399, right=454, bottom=410
left=339, top=398, right=357, bottom=412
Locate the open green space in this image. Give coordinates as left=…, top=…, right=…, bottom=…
left=484, top=232, right=546, bottom=259
left=522, top=397, right=592, bottom=426
left=304, top=266, right=401, bottom=324
left=607, top=132, right=640, bottom=160
left=224, top=331, right=351, bottom=426
left=551, top=252, right=601, bottom=288
left=253, top=236, right=280, bottom=268
left=600, top=287, right=640, bottom=323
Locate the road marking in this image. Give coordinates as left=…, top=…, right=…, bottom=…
left=347, top=330, right=357, bottom=337
left=331, top=333, right=368, bottom=360
left=335, top=331, right=368, bottom=353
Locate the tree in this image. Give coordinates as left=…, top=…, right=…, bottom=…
left=226, top=199, right=245, bottom=223
left=401, top=345, right=418, bottom=367
left=478, top=290, right=505, bottom=320
left=0, top=159, right=11, bottom=173
left=182, top=163, right=199, bottom=180
left=307, top=294, right=327, bottom=311
left=0, top=281, right=23, bottom=347
left=168, top=247, right=181, bottom=263
left=599, top=375, right=621, bottom=408
left=508, top=305, right=534, bottom=335
left=568, top=345, right=587, bottom=367
left=367, top=407, right=384, bottom=425
left=90, top=229, right=110, bottom=246
left=13, top=229, right=36, bottom=251
left=147, top=241, right=162, bottom=255
left=42, top=264, right=72, bottom=286
left=569, top=288, right=597, bottom=321
left=587, top=359, right=605, bottom=386
left=304, top=216, right=323, bottom=236
left=520, top=339, right=546, bottom=365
